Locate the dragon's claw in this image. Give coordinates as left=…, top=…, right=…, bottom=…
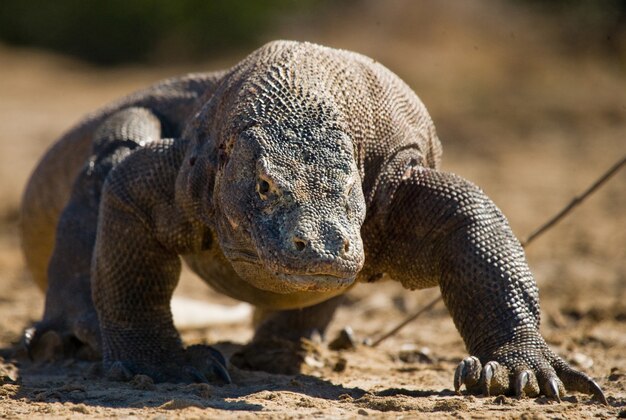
left=105, top=345, right=231, bottom=384
left=544, top=376, right=564, bottom=402
left=22, top=313, right=101, bottom=362
left=454, top=350, right=605, bottom=404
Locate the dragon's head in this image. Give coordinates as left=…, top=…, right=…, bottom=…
left=213, top=113, right=366, bottom=294
left=182, top=43, right=368, bottom=295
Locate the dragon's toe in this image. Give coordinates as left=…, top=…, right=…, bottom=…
left=105, top=345, right=231, bottom=384
left=185, top=344, right=231, bottom=384
left=22, top=312, right=101, bottom=362
left=23, top=326, right=63, bottom=361
left=454, top=358, right=512, bottom=397
left=453, top=347, right=606, bottom=404
left=454, top=356, right=482, bottom=393
left=513, top=369, right=539, bottom=398
left=482, top=361, right=510, bottom=397
left=231, top=337, right=306, bottom=375
left=537, top=369, right=565, bottom=401
left=554, top=361, right=607, bottom=405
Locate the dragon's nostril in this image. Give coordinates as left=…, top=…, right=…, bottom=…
left=294, top=238, right=306, bottom=251
left=343, top=239, right=350, bottom=253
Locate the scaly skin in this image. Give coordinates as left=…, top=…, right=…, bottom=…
left=20, top=41, right=606, bottom=402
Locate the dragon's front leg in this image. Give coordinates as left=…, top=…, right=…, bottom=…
left=362, top=158, right=606, bottom=403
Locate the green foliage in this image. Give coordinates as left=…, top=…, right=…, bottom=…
left=0, top=0, right=319, bottom=65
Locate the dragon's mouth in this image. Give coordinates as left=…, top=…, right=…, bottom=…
left=224, top=246, right=356, bottom=293
left=223, top=240, right=356, bottom=293
left=273, top=272, right=356, bottom=292
left=226, top=248, right=259, bottom=264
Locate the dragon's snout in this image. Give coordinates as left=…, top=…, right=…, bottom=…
left=277, top=210, right=363, bottom=279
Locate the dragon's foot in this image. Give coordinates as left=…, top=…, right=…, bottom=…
left=105, top=345, right=231, bottom=384
left=454, top=352, right=607, bottom=404
left=230, top=337, right=306, bottom=375
left=22, top=310, right=101, bottom=361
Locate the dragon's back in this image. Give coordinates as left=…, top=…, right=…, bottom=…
left=20, top=72, right=225, bottom=290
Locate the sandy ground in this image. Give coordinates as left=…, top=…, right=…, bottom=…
left=0, top=1, right=624, bottom=418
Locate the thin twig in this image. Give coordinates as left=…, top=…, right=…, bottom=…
left=370, top=295, right=442, bottom=347
left=370, top=155, right=626, bottom=347
left=521, top=155, right=626, bottom=247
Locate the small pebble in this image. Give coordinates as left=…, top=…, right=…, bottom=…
left=609, top=367, right=623, bottom=381
left=130, top=374, right=156, bottom=391
left=328, top=327, right=357, bottom=351
left=107, top=361, right=133, bottom=381
left=70, top=404, right=90, bottom=414
left=398, top=343, right=434, bottom=364
left=159, top=399, right=204, bottom=410
left=333, top=357, right=348, bottom=372
left=304, top=355, right=324, bottom=368
left=493, top=395, right=511, bottom=405
left=186, top=382, right=212, bottom=399
left=310, top=329, right=323, bottom=344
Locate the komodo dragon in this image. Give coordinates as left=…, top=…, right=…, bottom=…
left=20, top=40, right=606, bottom=403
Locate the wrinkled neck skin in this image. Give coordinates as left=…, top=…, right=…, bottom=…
left=178, top=67, right=367, bottom=295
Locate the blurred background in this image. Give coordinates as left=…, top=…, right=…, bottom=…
left=0, top=0, right=624, bottom=362
left=1, top=0, right=625, bottom=66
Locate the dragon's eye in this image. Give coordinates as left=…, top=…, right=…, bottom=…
left=259, top=180, right=270, bottom=194
left=257, top=178, right=271, bottom=200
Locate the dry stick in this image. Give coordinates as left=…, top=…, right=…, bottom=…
left=370, top=155, right=626, bottom=348
left=521, top=155, right=626, bottom=247
left=370, top=293, right=442, bottom=347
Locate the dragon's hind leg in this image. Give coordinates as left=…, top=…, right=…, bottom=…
left=231, top=295, right=344, bottom=374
